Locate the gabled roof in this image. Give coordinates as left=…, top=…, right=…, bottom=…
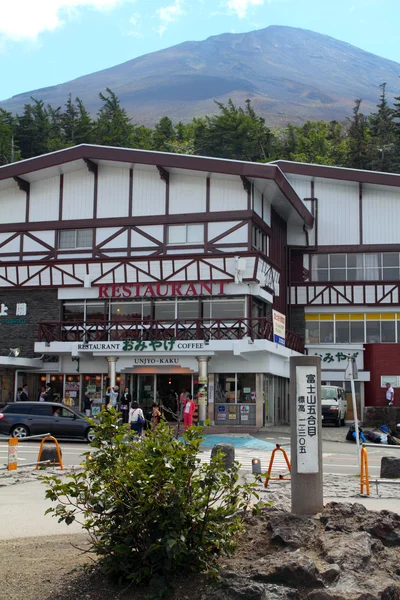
left=272, top=159, right=400, bottom=188
left=0, top=145, right=313, bottom=228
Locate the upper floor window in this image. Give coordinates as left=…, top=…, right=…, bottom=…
left=59, top=229, right=92, bottom=250
left=252, top=225, right=269, bottom=255
left=168, top=224, right=204, bottom=245
left=312, top=253, right=400, bottom=282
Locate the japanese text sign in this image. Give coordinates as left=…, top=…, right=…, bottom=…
left=272, top=309, right=286, bottom=346
left=295, top=365, right=319, bottom=474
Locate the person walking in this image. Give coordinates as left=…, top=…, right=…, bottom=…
left=385, top=382, right=394, bottom=406
left=20, top=384, right=29, bottom=402
left=120, top=387, right=131, bottom=424
left=129, top=401, right=145, bottom=438
left=16, top=387, right=23, bottom=401
left=62, top=391, right=75, bottom=407
left=183, top=394, right=195, bottom=429
left=84, top=392, right=93, bottom=417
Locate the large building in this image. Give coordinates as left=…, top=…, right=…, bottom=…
left=0, top=145, right=398, bottom=427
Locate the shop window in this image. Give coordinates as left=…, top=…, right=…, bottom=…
left=59, top=229, right=92, bottom=249
left=319, top=322, right=333, bottom=343
left=65, top=375, right=80, bottom=407
left=111, top=302, right=147, bottom=321
left=306, top=323, right=320, bottom=344
left=168, top=224, right=204, bottom=244
left=154, top=301, right=175, bottom=321
left=63, top=303, right=84, bottom=322
left=381, top=321, right=396, bottom=342
left=83, top=375, right=103, bottom=413
left=86, top=302, right=105, bottom=322
left=366, top=321, right=380, bottom=343
left=177, top=300, right=199, bottom=319
left=350, top=321, right=364, bottom=343
left=237, top=373, right=256, bottom=403
left=215, top=374, right=236, bottom=403
left=335, top=321, right=350, bottom=344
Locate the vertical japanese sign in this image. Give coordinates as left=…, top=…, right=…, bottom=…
left=272, top=310, right=286, bottom=346
left=295, top=365, right=319, bottom=473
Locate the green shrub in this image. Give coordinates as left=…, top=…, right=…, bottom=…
left=43, top=410, right=262, bottom=585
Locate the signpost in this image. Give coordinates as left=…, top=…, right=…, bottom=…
left=290, top=355, right=323, bottom=515
left=345, top=355, right=360, bottom=469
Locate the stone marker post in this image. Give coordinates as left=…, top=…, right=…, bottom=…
left=290, top=355, right=323, bottom=515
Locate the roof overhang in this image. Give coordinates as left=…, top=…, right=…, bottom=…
left=272, top=160, right=400, bottom=188
left=0, top=145, right=314, bottom=229
left=0, top=356, right=44, bottom=369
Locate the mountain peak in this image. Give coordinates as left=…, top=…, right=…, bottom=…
left=2, top=26, right=400, bottom=127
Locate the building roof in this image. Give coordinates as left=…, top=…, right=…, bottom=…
left=0, top=145, right=313, bottom=228
left=272, top=160, right=400, bottom=188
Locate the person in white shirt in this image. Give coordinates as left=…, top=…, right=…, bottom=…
left=385, top=383, right=394, bottom=406
left=129, top=401, right=145, bottom=437
left=106, top=386, right=119, bottom=409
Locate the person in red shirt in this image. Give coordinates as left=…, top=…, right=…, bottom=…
left=183, top=394, right=195, bottom=429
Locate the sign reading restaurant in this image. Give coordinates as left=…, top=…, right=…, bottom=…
left=76, top=340, right=205, bottom=352
left=98, top=281, right=227, bottom=299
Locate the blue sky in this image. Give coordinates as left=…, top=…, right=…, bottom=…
left=0, top=0, right=398, bottom=102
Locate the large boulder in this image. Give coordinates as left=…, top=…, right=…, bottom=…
left=252, top=555, right=324, bottom=588
left=380, top=457, right=400, bottom=479
left=211, top=443, right=235, bottom=469
left=268, top=513, right=317, bottom=548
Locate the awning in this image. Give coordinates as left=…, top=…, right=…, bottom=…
left=0, top=356, right=44, bottom=369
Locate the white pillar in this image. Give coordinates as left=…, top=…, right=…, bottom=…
left=106, top=356, right=118, bottom=388
left=197, top=356, right=210, bottom=425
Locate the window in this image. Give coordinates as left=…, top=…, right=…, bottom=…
left=63, top=303, right=84, bottom=322
left=59, top=229, right=92, bottom=249
left=154, top=301, right=175, bottom=321
left=31, top=404, right=53, bottom=416
left=305, top=313, right=400, bottom=344
left=202, top=298, right=246, bottom=320
left=252, top=225, right=269, bottom=255
left=86, top=303, right=105, bottom=322
left=177, top=300, right=199, bottom=319
left=110, top=302, right=150, bottom=321
left=312, top=252, right=400, bottom=282
left=215, top=374, right=236, bottom=403
left=168, top=224, right=204, bottom=245
left=4, top=404, right=33, bottom=414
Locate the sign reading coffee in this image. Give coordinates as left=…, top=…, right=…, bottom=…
left=98, top=281, right=227, bottom=299
left=76, top=340, right=205, bottom=352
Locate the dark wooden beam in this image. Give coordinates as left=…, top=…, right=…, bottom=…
left=83, top=158, right=98, bottom=176
left=157, top=165, right=169, bottom=185
left=14, top=176, right=30, bottom=193
left=240, top=175, right=251, bottom=195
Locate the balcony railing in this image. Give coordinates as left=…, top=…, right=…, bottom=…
left=38, top=318, right=304, bottom=353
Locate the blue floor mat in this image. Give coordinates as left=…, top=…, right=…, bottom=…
left=200, top=435, right=276, bottom=451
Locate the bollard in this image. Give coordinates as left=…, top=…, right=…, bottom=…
left=252, top=458, right=262, bottom=474
left=7, top=438, right=18, bottom=471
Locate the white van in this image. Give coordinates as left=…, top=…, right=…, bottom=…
left=321, top=386, right=347, bottom=427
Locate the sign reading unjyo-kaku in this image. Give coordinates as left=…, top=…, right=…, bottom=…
left=272, top=310, right=286, bottom=346
left=295, top=365, right=319, bottom=474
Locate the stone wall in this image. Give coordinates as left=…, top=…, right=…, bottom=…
left=0, top=289, right=60, bottom=358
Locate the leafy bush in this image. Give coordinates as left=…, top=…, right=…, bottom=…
left=44, top=410, right=261, bottom=585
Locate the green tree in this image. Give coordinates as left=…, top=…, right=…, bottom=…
left=193, top=99, right=275, bottom=162
left=44, top=411, right=261, bottom=587
left=369, top=83, right=395, bottom=172
left=96, top=88, right=133, bottom=147
left=15, top=99, right=51, bottom=158
left=345, top=99, right=370, bottom=170
left=152, top=116, right=176, bottom=152
left=0, top=109, right=19, bottom=165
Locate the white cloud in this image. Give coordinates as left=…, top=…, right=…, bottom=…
left=128, top=12, right=143, bottom=37
left=0, top=0, right=132, bottom=42
left=155, top=0, right=184, bottom=36
left=225, top=0, right=267, bottom=19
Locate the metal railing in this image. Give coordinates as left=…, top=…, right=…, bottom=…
left=38, top=318, right=305, bottom=353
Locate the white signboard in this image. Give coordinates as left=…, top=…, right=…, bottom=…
left=295, top=365, right=319, bottom=474
left=307, top=345, right=364, bottom=370
left=76, top=340, right=205, bottom=353
left=272, top=309, right=286, bottom=346
left=380, top=376, right=400, bottom=388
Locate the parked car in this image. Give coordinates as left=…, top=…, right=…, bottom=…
left=321, top=386, right=347, bottom=427
left=0, top=402, right=95, bottom=441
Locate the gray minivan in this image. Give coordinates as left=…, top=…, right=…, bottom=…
left=321, top=386, right=347, bottom=427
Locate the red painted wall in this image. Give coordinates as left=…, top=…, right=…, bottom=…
left=364, top=344, right=400, bottom=406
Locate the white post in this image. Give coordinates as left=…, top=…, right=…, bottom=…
left=346, top=356, right=360, bottom=470
left=197, top=356, right=209, bottom=425
left=106, top=356, right=118, bottom=389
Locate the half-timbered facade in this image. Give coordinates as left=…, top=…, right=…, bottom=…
left=276, top=160, right=400, bottom=418
left=0, top=145, right=309, bottom=427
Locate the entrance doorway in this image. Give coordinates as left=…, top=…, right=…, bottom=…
left=157, top=374, right=192, bottom=419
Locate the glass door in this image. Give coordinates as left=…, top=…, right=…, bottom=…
left=138, top=375, right=155, bottom=417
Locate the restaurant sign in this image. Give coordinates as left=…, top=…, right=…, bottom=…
left=77, top=339, right=205, bottom=353
left=98, top=281, right=226, bottom=299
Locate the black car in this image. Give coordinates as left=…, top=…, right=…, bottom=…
left=0, top=402, right=95, bottom=441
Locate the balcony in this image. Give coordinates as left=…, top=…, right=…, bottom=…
left=38, top=318, right=304, bottom=353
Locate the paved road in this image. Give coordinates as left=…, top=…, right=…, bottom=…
left=0, top=434, right=394, bottom=477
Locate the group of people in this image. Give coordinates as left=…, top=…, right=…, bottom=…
left=346, top=422, right=400, bottom=445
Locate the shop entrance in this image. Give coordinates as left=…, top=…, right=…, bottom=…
left=157, top=374, right=192, bottom=418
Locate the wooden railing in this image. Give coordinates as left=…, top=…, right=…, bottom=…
left=38, top=318, right=304, bottom=353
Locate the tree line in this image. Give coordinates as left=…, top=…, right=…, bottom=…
left=1, top=83, right=400, bottom=172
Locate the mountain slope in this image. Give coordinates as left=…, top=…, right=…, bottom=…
left=2, top=25, right=400, bottom=126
